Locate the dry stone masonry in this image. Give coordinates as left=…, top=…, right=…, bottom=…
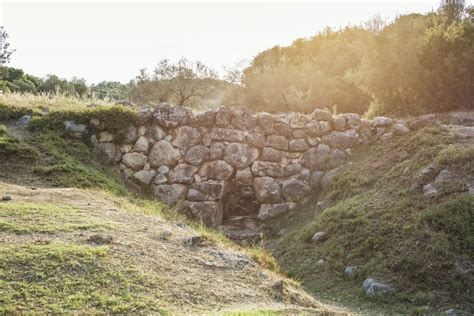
left=84, top=104, right=411, bottom=227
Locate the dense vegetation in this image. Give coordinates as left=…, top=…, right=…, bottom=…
left=240, top=4, right=474, bottom=116
left=264, top=125, right=474, bottom=314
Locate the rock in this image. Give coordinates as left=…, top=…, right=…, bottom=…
left=326, top=149, right=346, bottom=169
left=273, top=123, right=293, bottom=137
left=153, top=104, right=191, bottom=128
left=304, top=121, right=332, bottom=137
left=257, top=112, right=275, bottom=135
left=99, top=131, right=114, bottom=142
left=180, top=201, right=223, bottom=227
left=332, top=116, right=346, bottom=131
left=362, top=278, right=395, bottom=296
left=87, top=234, right=113, bottom=245
left=231, top=111, right=257, bottom=130
left=17, top=115, right=31, bottom=126
left=147, top=124, right=166, bottom=140
left=289, top=139, right=309, bottom=152
left=284, top=163, right=302, bottom=176
left=246, top=132, right=266, bottom=148
left=191, top=110, right=216, bottom=127
left=235, top=168, right=253, bottom=186
left=254, top=177, right=282, bottom=203
left=157, top=165, right=170, bottom=174
left=251, top=161, right=286, bottom=178
left=310, top=171, right=324, bottom=189
left=183, top=235, right=204, bottom=246
left=132, top=170, right=156, bottom=186
left=293, top=129, right=306, bottom=139
left=64, top=120, right=87, bottom=133
left=187, top=181, right=226, bottom=201
left=149, top=140, right=181, bottom=166
left=153, top=184, right=187, bottom=206
left=198, top=160, right=234, bottom=180
left=132, top=136, right=149, bottom=153
left=282, top=178, right=311, bottom=202
left=344, top=266, right=356, bottom=278
left=171, top=126, right=201, bottom=150
left=392, top=123, right=410, bottom=135
left=300, top=144, right=331, bottom=170
left=224, top=143, right=259, bottom=170
left=210, top=127, right=245, bottom=142
left=121, top=152, right=147, bottom=170
left=266, top=135, right=289, bottom=151
left=321, top=169, right=337, bottom=189
left=1, top=195, right=12, bottom=201
left=184, top=145, right=209, bottom=165
left=119, top=125, right=138, bottom=144
left=209, top=142, right=226, bottom=160
left=373, top=116, right=393, bottom=127
left=408, top=114, right=437, bottom=130
left=322, top=131, right=358, bottom=149
left=317, top=259, right=325, bottom=266
left=257, top=203, right=295, bottom=220
left=98, top=143, right=122, bottom=165
left=343, top=113, right=361, bottom=129
left=312, top=231, right=327, bottom=242
left=168, top=164, right=198, bottom=184
left=215, top=107, right=234, bottom=126
left=296, top=168, right=311, bottom=182
left=310, top=108, right=333, bottom=122
left=154, top=174, right=168, bottom=185
left=261, top=147, right=283, bottom=162
left=158, top=229, right=172, bottom=240
left=90, top=134, right=98, bottom=147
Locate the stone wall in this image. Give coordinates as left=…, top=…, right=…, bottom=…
left=82, top=104, right=412, bottom=227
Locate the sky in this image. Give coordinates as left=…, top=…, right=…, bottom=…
left=1, top=0, right=472, bottom=84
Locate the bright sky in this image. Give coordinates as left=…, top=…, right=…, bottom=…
left=1, top=0, right=471, bottom=84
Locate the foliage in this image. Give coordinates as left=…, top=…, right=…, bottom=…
left=0, top=26, right=14, bottom=65
left=241, top=6, right=474, bottom=116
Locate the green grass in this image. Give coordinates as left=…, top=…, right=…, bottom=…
left=223, top=310, right=283, bottom=316
left=0, top=202, right=114, bottom=234
left=265, top=126, right=474, bottom=314
left=0, top=242, right=169, bottom=314
left=0, top=124, right=38, bottom=160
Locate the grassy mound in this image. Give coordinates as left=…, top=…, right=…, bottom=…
left=265, top=125, right=474, bottom=314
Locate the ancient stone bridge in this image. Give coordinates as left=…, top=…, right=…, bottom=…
left=86, top=105, right=410, bottom=227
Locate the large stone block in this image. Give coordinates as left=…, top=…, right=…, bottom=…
left=254, top=177, right=282, bottom=203
left=282, top=178, right=311, bottom=202
left=153, top=183, right=187, bottom=206
left=180, top=201, right=223, bottom=227
left=132, top=170, right=156, bottom=186
left=251, top=161, right=286, bottom=178
left=261, top=147, right=283, bottom=162
left=184, top=145, right=209, bottom=165
left=224, top=143, right=259, bottom=170
left=198, top=160, right=234, bottom=180
left=153, top=104, right=192, bottom=128
left=289, top=139, right=309, bottom=152
left=266, top=135, right=288, bottom=151
left=168, top=163, right=198, bottom=184
left=172, top=126, right=201, bottom=150
left=257, top=202, right=296, bottom=220
left=121, top=152, right=147, bottom=170
left=231, top=110, right=257, bottom=130
left=149, top=140, right=181, bottom=166
left=210, top=127, right=245, bottom=142
left=310, top=108, right=333, bottom=122
left=132, top=136, right=149, bottom=153
left=322, top=131, right=358, bottom=149
left=187, top=180, right=226, bottom=201
left=98, top=143, right=122, bottom=165
left=300, top=144, right=331, bottom=170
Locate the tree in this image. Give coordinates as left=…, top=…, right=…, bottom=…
left=0, top=26, right=14, bottom=66
left=152, top=58, right=219, bottom=106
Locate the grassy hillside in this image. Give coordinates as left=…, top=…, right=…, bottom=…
left=264, top=124, right=474, bottom=314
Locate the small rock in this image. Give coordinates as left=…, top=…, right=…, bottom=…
left=312, top=231, right=327, bottom=242
left=344, top=266, right=356, bottom=278
left=64, top=120, right=87, bottom=133
left=362, top=278, right=395, bottom=296
left=1, top=195, right=12, bottom=201
left=158, top=229, right=172, bottom=240
left=17, top=115, right=32, bottom=126
left=317, top=259, right=325, bottom=266
left=183, top=235, right=203, bottom=246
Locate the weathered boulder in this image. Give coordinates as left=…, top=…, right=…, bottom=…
left=289, top=139, right=309, bottom=152
left=332, top=116, right=346, bottom=131
left=64, top=120, right=87, bottom=133
left=251, top=161, right=286, bottom=178
left=254, top=177, right=282, bottom=203
left=147, top=124, right=166, bottom=140
left=373, top=116, right=393, bottom=127
left=304, top=121, right=332, bottom=137
left=121, top=152, right=147, bottom=170
left=362, top=278, right=395, bottom=296
left=300, top=144, right=331, bottom=170
left=392, top=123, right=410, bottom=135
left=98, top=143, right=122, bottom=165
left=132, top=170, right=156, bottom=186
left=191, top=110, right=216, bottom=127
left=187, top=180, right=226, bottom=201
left=224, top=143, right=259, bottom=170
left=168, top=163, right=197, bottom=184
left=343, top=113, right=361, bottom=129
left=172, top=126, right=201, bottom=150
left=282, top=178, right=311, bottom=202
left=261, top=147, right=283, bottom=162
left=184, top=145, right=209, bottom=166
left=149, top=140, right=181, bottom=166
left=284, top=163, right=302, bottom=176
left=210, top=127, right=245, bottom=142
left=153, top=104, right=191, bottom=128
left=231, top=110, right=257, bottom=130
left=198, top=160, right=234, bottom=180
left=153, top=183, right=187, bottom=205
left=180, top=201, right=223, bottom=227
left=266, top=135, right=289, bottom=151
left=257, top=112, right=275, bottom=135
left=132, top=136, right=149, bottom=153
left=310, top=108, right=333, bottom=122
left=215, top=107, right=234, bottom=126
left=119, top=125, right=138, bottom=144
left=322, top=131, right=358, bottom=149
left=209, top=142, right=226, bottom=160
left=246, top=133, right=266, bottom=148
left=257, top=202, right=295, bottom=220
